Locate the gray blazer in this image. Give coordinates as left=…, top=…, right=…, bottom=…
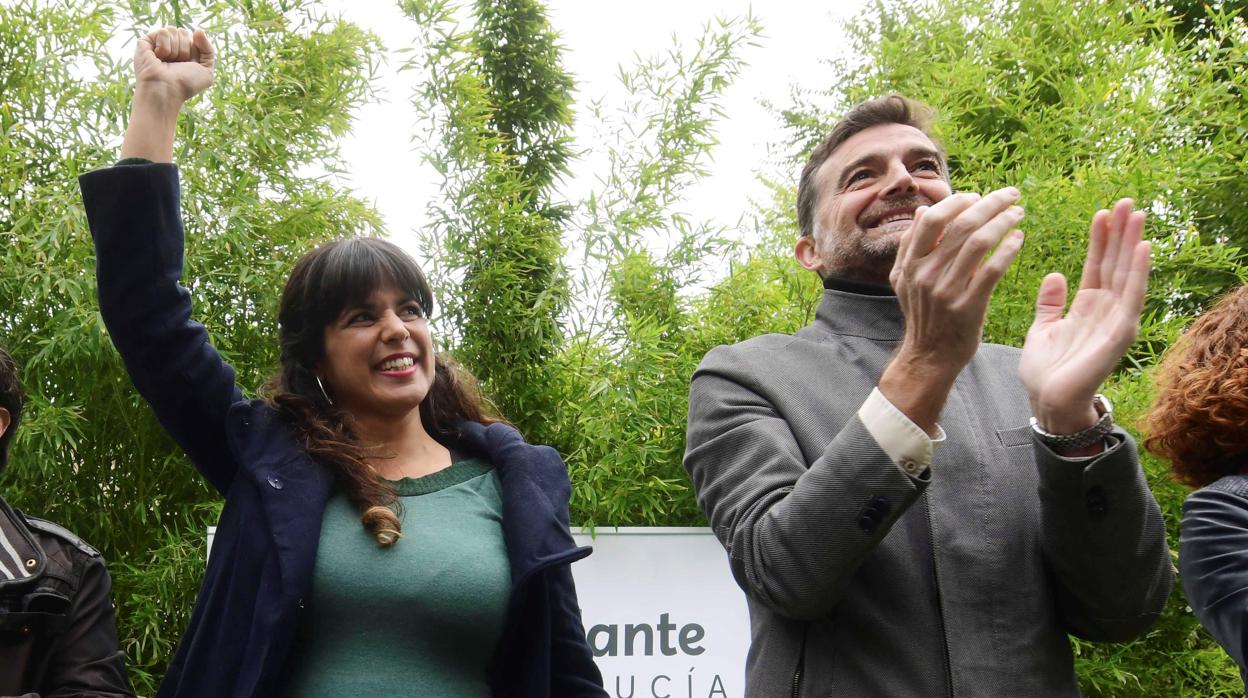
left=684, top=288, right=1173, bottom=697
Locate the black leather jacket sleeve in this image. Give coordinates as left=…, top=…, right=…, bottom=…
left=37, top=553, right=133, bottom=697
left=1180, top=479, right=1248, bottom=675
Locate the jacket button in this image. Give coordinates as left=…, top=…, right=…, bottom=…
left=267, top=476, right=283, bottom=490
left=858, top=513, right=879, bottom=533
left=1085, top=486, right=1108, bottom=515
left=870, top=496, right=892, bottom=517
left=19, top=625, right=31, bottom=635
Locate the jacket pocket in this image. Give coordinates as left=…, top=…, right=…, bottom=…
left=997, top=425, right=1033, bottom=449
left=0, top=609, right=69, bottom=641
left=21, top=590, right=71, bottom=614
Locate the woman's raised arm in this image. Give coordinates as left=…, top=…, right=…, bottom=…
left=81, top=28, right=244, bottom=495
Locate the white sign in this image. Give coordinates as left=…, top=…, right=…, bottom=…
left=572, top=527, right=748, bottom=698
left=207, top=526, right=750, bottom=696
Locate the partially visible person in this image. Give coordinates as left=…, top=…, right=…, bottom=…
left=1146, top=285, right=1248, bottom=686
left=0, top=347, right=134, bottom=697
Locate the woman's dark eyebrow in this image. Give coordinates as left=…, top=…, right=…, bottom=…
left=336, top=299, right=375, bottom=322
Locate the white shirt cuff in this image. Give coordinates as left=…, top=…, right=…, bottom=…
left=858, top=387, right=946, bottom=477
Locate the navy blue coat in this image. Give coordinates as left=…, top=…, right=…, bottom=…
left=80, top=163, right=607, bottom=697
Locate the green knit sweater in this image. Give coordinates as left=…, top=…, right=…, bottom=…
left=281, top=459, right=511, bottom=696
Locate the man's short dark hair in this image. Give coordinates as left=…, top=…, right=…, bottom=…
left=796, top=94, right=945, bottom=238
left=0, top=348, right=23, bottom=469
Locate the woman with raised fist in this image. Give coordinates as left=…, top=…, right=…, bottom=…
left=79, top=27, right=605, bottom=698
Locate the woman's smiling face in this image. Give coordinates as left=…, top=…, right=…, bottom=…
left=318, top=278, right=436, bottom=422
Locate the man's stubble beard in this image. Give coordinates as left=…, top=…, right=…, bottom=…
left=818, top=230, right=900, bottom=288
left=816, top=193, right=936, bottom=288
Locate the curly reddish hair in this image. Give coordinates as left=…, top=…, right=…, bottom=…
left=1145, top=285, right=1248, bottom=487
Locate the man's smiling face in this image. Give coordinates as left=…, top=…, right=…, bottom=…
left=797, top=122, right=952, bottom=285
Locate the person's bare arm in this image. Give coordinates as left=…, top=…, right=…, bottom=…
left=120, top=26, right=215, bottom=162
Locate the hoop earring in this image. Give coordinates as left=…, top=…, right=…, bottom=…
left=315, top=375, right=334, bottom=406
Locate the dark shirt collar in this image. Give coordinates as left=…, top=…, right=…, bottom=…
left=822, top=275, right=895, bottom=296
left=813, top=276, right=905, bottom=341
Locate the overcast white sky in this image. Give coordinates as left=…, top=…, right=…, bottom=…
left=319, top=1, right=871, bottom=259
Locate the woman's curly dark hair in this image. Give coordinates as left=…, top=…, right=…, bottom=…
left=1144, top=285, right=1248, bottom=487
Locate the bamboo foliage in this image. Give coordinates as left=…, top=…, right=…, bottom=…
left=402, top=0, right=573, bottom=438
left=404, top=0, right=762, bottom=525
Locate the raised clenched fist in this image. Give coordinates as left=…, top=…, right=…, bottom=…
left=134, top=26, right=215, bottom=105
